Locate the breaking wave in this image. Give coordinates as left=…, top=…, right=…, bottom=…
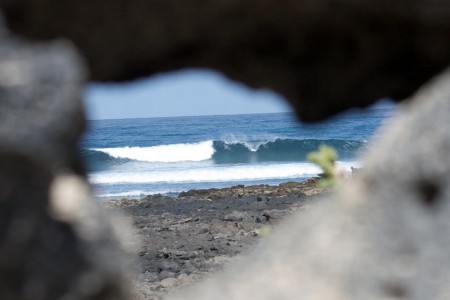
left=82, top=138, right=365, bottom=171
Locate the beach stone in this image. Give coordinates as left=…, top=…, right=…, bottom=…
left=159, top=272, right=177, bottom=281
left=223, top=211, right=253, bottom=222
left=105, top=175, right=324, bottom=299
left=205, top=256, right=234, bottom=268
left=254, top=201, right=267, bottom=211
left=160, top=278, right=178, bottom=289
left=2, top=1, right=450, bottom=121
left=261, top=210, right=275, bottom=221
left=176, top=274, right=196, bottom=286
left=159, top=261, right=181, bottom=274
left=139, top=272, right=159, bottom=283
left=181, top=261, right=198, bottom=275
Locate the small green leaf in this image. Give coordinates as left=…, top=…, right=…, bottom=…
left=307, top=145, right=339, bottom=188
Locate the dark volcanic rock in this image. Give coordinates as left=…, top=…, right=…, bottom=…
left=106, top=182, right=323, bottom=299
left=178, top=178, right=323, bottom=200
left=2, top=1, right=450, bottom=120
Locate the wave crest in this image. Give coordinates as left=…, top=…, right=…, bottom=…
left=91, top=141, right=215, bottom=163
left=212, top=138, right=365, bottom=163
left=83, top=138, right=366, bottom=171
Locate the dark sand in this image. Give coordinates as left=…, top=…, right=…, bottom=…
left=104, top=178, right=325, bottom=299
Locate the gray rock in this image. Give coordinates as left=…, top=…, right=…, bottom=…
left=160, top=278, right=178, bottom=289
left=180, top=261, right=199, bottom=275
left=261, top=210, right=275, bottom=221
left=204, top=256, right=233, bottom=268
left=159, top=261, right=181, bottom=274
left=223, top=211, right=253, bottom=222
left=166, top=70, right=450, bottom=299
left=139, top=272, right=159, bottom=283
left=1, top=2, right=450, bottom=299
left=176, top=274, right=195, bottom=286
left=0, top=33, right=129, bottom=299
left=254, top=201, right=267, bottom=211
left=179, top=180, right=323, bottom=200
left=159, top=272, right=177, bottom=281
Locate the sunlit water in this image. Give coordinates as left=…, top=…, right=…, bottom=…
left=81, top=108, right=394, bottom=198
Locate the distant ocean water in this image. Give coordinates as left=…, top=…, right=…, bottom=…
left=81, top=108, right=394, bottom=199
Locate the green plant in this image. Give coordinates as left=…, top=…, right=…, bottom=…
left=307, top=145, right=338, bottom=188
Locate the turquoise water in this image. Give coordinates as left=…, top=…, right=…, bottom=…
left=81, top=108, right=394, bottom=198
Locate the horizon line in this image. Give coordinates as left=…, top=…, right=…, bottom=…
left=85, top=110, right=294, bottom=122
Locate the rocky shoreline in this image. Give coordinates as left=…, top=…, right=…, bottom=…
left=104, top=178, right=325, bottom=299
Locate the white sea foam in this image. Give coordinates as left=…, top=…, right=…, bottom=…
left=93, top=141, right=215, bottom=163
left=222, top=136, right=283, bottom=152
left=96, top=190, right=173, bottom=199
left=89, top=162, right=358, bottom=185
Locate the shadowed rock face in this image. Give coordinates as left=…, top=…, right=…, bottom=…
left=2, top=2, right=450, bottom=300
left=0, top=35, right=129, bottom=300
left=1, top=0, right=450, bottom=120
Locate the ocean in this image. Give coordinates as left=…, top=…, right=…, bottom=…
left=80, top=107, right=394, bottom=199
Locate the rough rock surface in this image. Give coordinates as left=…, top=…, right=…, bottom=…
left=166, top=70, right=450, bottom=299
left=105, top=182, right=323, bottom=299
left=1, top=1, right=450, bottom=120
left=178, top=178, right=325, bottom=200
left=0, top=33, right=129, bottom=299
left=1, top=2, right=450, bottom=300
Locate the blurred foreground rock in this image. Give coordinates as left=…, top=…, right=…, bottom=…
left=0, top=33, right=129, bottom=299
left=167, top=71, right=450, bottom=299
left=1, top=1, right=450, bottom=299
left=1, top=1, right=450, bottom=120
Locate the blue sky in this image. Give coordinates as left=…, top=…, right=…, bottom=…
left=83, top=69, right=292, bottom=120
